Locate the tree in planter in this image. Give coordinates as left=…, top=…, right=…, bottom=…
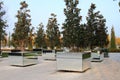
left=46, top=13, right=61, bottom=49
left=75, top=24, right=87, bottom=50
left=35, top=23, right=46, bottom=48
left=110, top=26, right=116, bottom=49
left=28, top=27, right=34, bottom=50
left=12, top=1, right=31, bottom=51
left=62, top=0, right=82, bottom=51
left=8, top=32, right=11, bottom=47
left=94, top=14, right=109, bottom=48
left=1, top=34, right=7, bottom=47
left=86, top=3, right=97, bottom=49
left=0, top=1, right=7, bottom=54
left=86, top=3, right=108, bottom=49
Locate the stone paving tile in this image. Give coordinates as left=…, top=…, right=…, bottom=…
left=0, top=56, right=120, bottom=80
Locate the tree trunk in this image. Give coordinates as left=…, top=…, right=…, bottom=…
left=20, top=40, right=25, bottom=51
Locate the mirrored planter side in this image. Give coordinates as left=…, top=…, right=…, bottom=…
left=56, top=52, right=91, bottom=72
left=91, top=51, right=104, bottom=62
left=102, top=48, right=109, bottom=58
left=42, top=50, right=56, bottom=60
left=9, top=51, right=38, bottom=67
left=33, top=48, right=42, bottom=56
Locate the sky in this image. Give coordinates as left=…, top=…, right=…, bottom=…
left=3, top=0, right=120, bottom=37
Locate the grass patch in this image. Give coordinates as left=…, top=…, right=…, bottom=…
left=1, top=52, right=9, bottom=57
left=83, top=53, right=91, bottom=59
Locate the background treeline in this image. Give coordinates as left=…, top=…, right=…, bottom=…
left=0, top=0, right=120, bottom=52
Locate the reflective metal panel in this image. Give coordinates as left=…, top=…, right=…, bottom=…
left=9, top=51, right=38, bottom=66
left=42, top=52, right=56, bottom=60
left=91, top=52, right=104, bottom=62
left=42, top=50, right=56, bottom=60
left=56, top=52, right=91, bottom=72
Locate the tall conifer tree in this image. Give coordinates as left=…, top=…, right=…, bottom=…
left=0, top=1, right=7, bottom=54
left=46, top=13, right=61, bottom=49
left=62, top=0, right=82, bottom=50
left=86, top=3, right=108, bottom=49
left=35, top=23, right=46, bottom=48
left=95, top=14, right=109, bottom=47
left=110, top=27, right=116, bottom=49
left=12, top=1, right=31, bottom=50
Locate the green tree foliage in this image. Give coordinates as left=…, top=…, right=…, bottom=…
left=86, top=3, right=108, bottom=49
left=46, top=13, right=61, bottom=49
left=75, top=24, right=87, bottom=49
left=0, top=1, right=7, bottom=40
left=62, top=0, right=82, bottom=49
left=94, top=14, right=109, bottom=47
left=113, top=0, right=120, bottom=12
left=28, top=27, right=34, bottom=50
left=35, top=23, right=46, bottom=48
left=0, top=1, right=7, bottom=53
left=118, top=1, right=120, bottom=21
left=12, top=1, right=31, bottom=50
left=110, top=27, right=116, bottom=49
left=86, top=3, right=98, bottom=49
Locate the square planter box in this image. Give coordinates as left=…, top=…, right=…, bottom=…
left=91, top=51, right=104, bottom=62
left=33, top=48, right=42, bottom=56
left=1, top=51, right=10, bottom=57
left=102, top=48, right=109, bottom=58
left=9, top=51, right=38, bottom=67
left=42, top=50, right=56, bottom=60
left=56, top=52, right=91, bottom=72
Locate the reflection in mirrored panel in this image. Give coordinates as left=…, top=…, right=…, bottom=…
left=9, top=51, right=38, bottom=67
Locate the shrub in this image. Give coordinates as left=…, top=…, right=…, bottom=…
left=1, top=52, right=9, bottom=57
left=108, top=48, right=120, bottom=52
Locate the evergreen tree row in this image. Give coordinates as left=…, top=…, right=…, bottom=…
left=63, top=0, right=109, bottom=51
left=1, top=0, right=120, bottom=51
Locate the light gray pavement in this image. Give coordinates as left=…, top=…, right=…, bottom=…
left=0, top=54, right=120, bottom=80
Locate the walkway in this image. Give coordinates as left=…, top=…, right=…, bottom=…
left=0, top=53, right=120, bottom=80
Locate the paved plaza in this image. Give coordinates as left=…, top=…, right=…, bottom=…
left=0, top=53, right=120, bottom=80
